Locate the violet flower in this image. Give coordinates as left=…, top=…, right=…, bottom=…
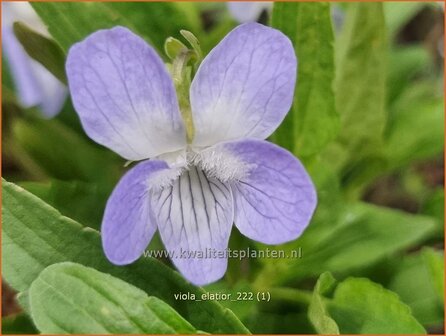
left=66, top=23, right=317, bottom=286
left=227, top=1, right=272, bottom=23
left=2, top=2, right=66, bottom=117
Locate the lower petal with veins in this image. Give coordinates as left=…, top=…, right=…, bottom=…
left=151, top=166, right=234, bottom=286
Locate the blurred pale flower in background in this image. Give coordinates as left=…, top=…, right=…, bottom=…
left=2, top=2, right=66, bottom=117
left=227, top=1, right=344, bottom=33
left=227, top=1, right=272, bottom=23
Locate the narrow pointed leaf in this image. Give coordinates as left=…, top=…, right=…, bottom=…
left=13, top=22, right=66, bottom=84
left=271, top=2, right=338, bottom=157
left=334, top=3, right=387, bottom=162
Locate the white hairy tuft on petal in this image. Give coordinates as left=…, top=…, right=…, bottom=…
left=148, top=149, right=188, bottom=191
left=148, top=166, right=185, bottom=192
left=192, top=146, right=255, bottom=183
left=148, top=145, right=255, bottom=191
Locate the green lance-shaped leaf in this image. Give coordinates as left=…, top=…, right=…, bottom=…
left=13, top=22, right=67, bottom=85
left=329, top=278, right=426, bottom=334
left=1, top=179, right=249, bottom=334
left=308, top=272, right=340, bottom=334
left=271, top=2, right=338, bottom=158
left=29, top=262, right=197, bottom=334
left=334, top=2, right=387, bottom=164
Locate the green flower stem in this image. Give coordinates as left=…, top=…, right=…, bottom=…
left=172, top=48, right=195, bottom=143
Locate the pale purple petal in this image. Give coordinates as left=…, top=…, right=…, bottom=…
left=66, top=26, right=186, bottom=161
left=219, top=139, right=317, bottom=244
left=190, top=22, right=297, bottom=147
left=227, top=2, right=272, bottom=23
left=102, top=160, right=168, bottom=265
left=151, top=166, right=234, bottom=285
left=2, top=25, right=40, bottom=106
left=2, top=2, right=66, bottom=117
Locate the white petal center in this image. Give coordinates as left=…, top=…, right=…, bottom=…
left=149, top=146, right=255, bottom=191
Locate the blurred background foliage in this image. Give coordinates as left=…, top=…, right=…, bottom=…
left=1, top=1, right=444, bottom=335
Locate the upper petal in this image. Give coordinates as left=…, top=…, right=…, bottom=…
left=102, top=159, right=169, bottom=265
left=151, top=166, right=234, bottom=285
left=219, top=139, right=317, bottom=244
left=190, top=22, right=297, bottom=147
left=66, top=26, right=186, bottom=161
